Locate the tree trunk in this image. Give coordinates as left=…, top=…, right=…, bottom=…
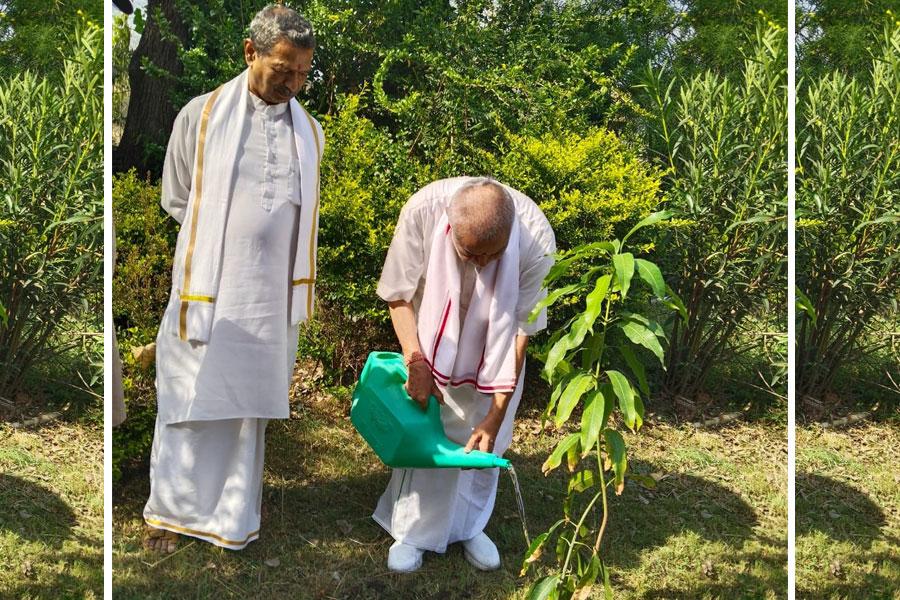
left=115, top=0, right=189, bottom=178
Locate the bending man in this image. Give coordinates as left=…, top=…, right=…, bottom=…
left=374, top=177, right=556, bottom=572
left=143, top=4, right=324, bottom=552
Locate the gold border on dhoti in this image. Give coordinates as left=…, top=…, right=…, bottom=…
left=145, top=517, right=260, bottom=547
left=179, top=85, right=224, bottom=341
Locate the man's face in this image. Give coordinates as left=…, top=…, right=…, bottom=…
left=452, top=229, right=509, bottom=268
left=244, top=38, right=313, bottom=105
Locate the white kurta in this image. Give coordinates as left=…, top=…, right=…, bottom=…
left=145, top=90, right=302, bottom=549
left=372, top=177, right=556, bottom=552
left=155, top=91, right=301, bottom=424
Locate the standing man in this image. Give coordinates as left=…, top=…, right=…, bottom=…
left=143, top=4, right=324, bottom=552
left=374, top=177, right=556, bottom=572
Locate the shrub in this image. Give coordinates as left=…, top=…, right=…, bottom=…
left=640, top=21, right=787, bottom=407
left=0, top=24, right=103, bottom=400
left=112, top=171, right=176, bottom=480
left=493, top=128, right=664, bottom=251
left=796, top=21, right=900, bottom=403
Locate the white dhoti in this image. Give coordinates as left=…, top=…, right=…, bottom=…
left=143, top=418, right=267, bottom=550
left=373, top=367, right=524, bottom=552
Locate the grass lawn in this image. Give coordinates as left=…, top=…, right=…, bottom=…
left=0, top=420, right=103, bottom=598
left=796, top=423, right=900, bottom=599
left=113, top=383, right=786, bottom=599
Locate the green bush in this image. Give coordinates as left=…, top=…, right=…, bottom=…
left=796, top=21, right=900, bottom=402
left=0, top=24, right=103, bottom=400
left=493, top=128, right=664, bottom=250
left=641, top=20, right=787, bottom=408
left=112, top=171, right=176, bottom=481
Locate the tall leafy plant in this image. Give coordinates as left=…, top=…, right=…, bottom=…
left=521, top=212, right=672, bottom=599
left=640, top=21, right=787, bottom=406
left=0, top=24, right=103, bottom=398
left=796, top=22, right=900, bottom=402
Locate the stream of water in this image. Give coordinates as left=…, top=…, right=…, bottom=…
left=507, top=463, right=531, bottom=548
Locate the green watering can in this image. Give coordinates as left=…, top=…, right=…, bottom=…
left=351, top=351, right=511, bottom=470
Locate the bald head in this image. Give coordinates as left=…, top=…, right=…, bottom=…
left=446, top=178, right=515, bottom=267
left=448, top=178, right=514, bottom=244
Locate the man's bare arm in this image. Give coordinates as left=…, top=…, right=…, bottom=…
left=465, top=334, right=529, bottom=453
left=387, top=299, right=444, bottom=407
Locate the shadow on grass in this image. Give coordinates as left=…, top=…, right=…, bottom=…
left=796, top=471, right=898, bottom=599
left=797, top=472, right=889, bottom=546
left=0, top=473, right=101, bottom=597
left=0, top=473, right=76, bottom=547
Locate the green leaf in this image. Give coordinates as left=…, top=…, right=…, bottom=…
left=568, top=469, right=596, bottom=494
left=528, top=282, right=582, bottom=323
left=622, top=210, right=672, bottom=245
left=796, top=287, right=816, bottom=325
left=542, top=433, right=580, bottom=475
left=544, top=371, right=575, bottom=426
left=580, top=389, right=607, bottom=453
left=527, top=575, right=560, bottom=600
left=618, top=319, right=665, bottom=366
left=618, top=345, right=649, bottom=397
left=603, top=429, right=628, bottom=495
left=612, top=253, right=635, bottom=299
left=663, top=285, right=688, bottom=323
left=555, top=372, right=596, bottom=427
left=575, top=555, right=602, bottom=596
left=606, top=370, right=640, bottom=430
left=520, top=520, right=565, bottom=576
left=634, top=258, right=666, bottom=298
left=621, top=311, right=667, bottom=339
left=566, top=437, right=581, bottom=472
left=724, top=214, right=775, bottom=234
left=543, top=275, right=611, bottom=379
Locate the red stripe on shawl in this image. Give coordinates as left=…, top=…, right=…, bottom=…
left=428, top=298, right=453, bottom=378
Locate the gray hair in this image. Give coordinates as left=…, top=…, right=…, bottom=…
left=249, top=4, right=316, bottom=54
left=447, top=177, right=515, bottom=244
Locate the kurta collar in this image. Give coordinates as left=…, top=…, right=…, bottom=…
left=247, top=88, right=290, bottom=117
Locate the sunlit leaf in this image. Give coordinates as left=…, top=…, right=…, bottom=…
left=526, top=575, right=560, bottom=600
left=606, top=370, right=640, bottom=430
left=542, top=433, right=580, bottom=475
left=634, top=258, right=666, bottom=298
left=612, top=253, right=635, bottom=299
left=553, top=371, right=593, bottom=425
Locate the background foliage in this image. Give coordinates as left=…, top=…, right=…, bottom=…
left=796, top=20, right=900, bottom=412
left=0, top=1, right=101, bottom=77
left=113, top=1, right=788, bottom=472
left=0, top=22, right=103, bottom=407
left=642, top=21, right=787, bottom=411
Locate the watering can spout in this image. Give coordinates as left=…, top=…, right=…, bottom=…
left=351, top=351, right=510, bottom=470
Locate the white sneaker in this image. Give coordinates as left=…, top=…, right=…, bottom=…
left=387, top=540, right=424, bottom=573
left=461, top=531, right=501, bottom=571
